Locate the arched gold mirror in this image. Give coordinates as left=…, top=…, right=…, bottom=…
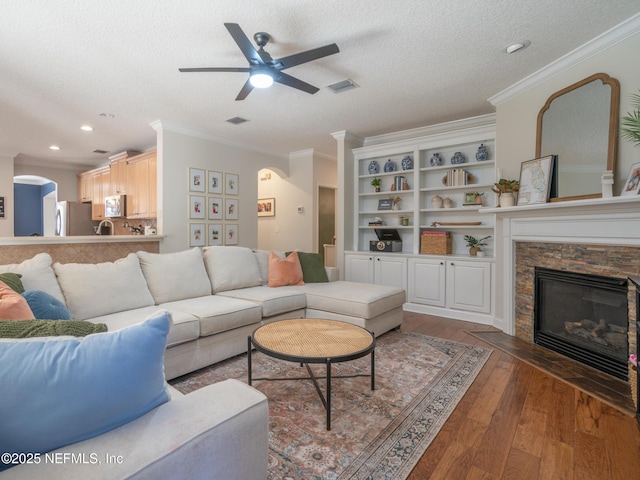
left=536, top=72, right=620, bottom=201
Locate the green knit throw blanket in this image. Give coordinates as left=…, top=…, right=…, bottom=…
left=0, top=320, right=108, bottom=338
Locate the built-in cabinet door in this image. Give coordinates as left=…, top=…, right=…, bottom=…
left=91, top=168, right=110, bottom=220
left=345, top=254, right=375, bottom=284
left=374, top=255, right=407, bottom=290
left=408, top=258, right=445, bottom=307
left=446, top=260, right=491, bottom=313
left=110, top=158, right=128, bottom=195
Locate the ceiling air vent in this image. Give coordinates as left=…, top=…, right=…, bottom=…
left=327, top=79, right=359, bottom=94
left=226, top=116, right=249, bottom=125
left=92, top=149, right=109, bottom=154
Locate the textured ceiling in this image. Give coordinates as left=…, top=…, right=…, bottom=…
left=2, top=1, right=639, bottom=168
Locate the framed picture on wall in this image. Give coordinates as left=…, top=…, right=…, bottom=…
left=189, top=195, right=206, bottom=219
left=225, top=198, right=239, bottom=220
left=225, top=173, right=239, bottom=195
left=621, top=161, right=640, bottom=196
left=258, top=198, right=275, bottom=217
left=225, top=223, right=238, bottom=245
left=208, top=223, right=223, bottom=246
left=189, top=223, right=205, bottom=247
left=208, top=197, right=223, bottom=220
left=189, top=168, right=206, bottom=192
left=207, top=170, right=223, bottom=194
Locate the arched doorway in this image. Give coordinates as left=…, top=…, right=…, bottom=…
left=13, top=175, right=57, bottom=236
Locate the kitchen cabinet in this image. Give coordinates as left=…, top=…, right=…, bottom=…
left=91, top=167, right=110, bottom=220
left=345, top=252, right=407, bottom=290
left=78, top=171, right=93, bottom=203
left=108, top=150, right=140, bottom=195
left=126, top=150, right=156, bottom=219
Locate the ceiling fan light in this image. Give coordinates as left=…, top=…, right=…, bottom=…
left=250, top=71, right=273, bottom=88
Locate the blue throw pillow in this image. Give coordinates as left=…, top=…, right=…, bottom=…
left=0, top=310, right=171, bottom=462
left=22, top=290, right=72, bottom=320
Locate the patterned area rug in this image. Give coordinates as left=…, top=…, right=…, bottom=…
left=170, top=330, right=492, bottom=479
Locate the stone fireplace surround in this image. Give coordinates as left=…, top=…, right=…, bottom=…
left=493, top=196, right=640, bottom=380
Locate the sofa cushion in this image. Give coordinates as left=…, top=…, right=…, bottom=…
left=295, top=281, right=406, bottom=319
left=0, top=311, right=170, bottom=458
left=160, top=295, right=262, bottom=337
left=218, top=286, right=307, bottom=317
left=203, top=246, right=262, bottom=293
left=22, top=290, right=72, bottom=320
left=54, top=253, right=155, bottom=320
left=252, top=249, right=285, bottom=284
left=0, top=273, right=25, bottom=293
left=286, top=251, right=329, bottom=283
left=0, top=253, right=65, bottom=303
left=268, top=251, right=304, bottom=287
left=0, top=281, right=34, bottom=320
left=137, top=248, right=212, bottom=303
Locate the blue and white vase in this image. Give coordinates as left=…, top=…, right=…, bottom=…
left=401, top=155, right=414, bottom=170
left=475, top=144, right=489, bottom=162
left=368, top=160, right=379, bottom=174
left=450, top=152, right=465, bottom=165
left=430, top=153, right=443, bottom=167
left=384, top=159, right=397, bottom=172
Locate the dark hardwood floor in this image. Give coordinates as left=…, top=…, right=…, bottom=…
left=401, top=311, right=640, bottom=480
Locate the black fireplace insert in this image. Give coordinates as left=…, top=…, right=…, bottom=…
left=534, top=267, right=628, bottom=380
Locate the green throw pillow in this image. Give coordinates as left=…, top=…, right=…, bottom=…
left=0, top=273, right=25, bottom=294
left=0, top=319, right=107, bottom=338
left=286, top=251, right=329, bottom=283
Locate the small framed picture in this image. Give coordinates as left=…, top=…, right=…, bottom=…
left=189, top=223, right=205, bottom=247
left=258, top=198, right=275, bottom=217
left=517, top=155, right=557, bottom=205
left=377, top=198, right=393, bottom=210
left=225, top=223, right=238, bottom=245
left=225, top=198, right=239, bottom=220
left=225, top=173, right=239, bottom=195
left=621, top=161, right=640, bottom=196
left=208, top=197, right=223, bottom=220
left=189, top=168, right=206, bottom=192
left=207, top=171, right=223, bottom=194
left=208, top=223, right=223, bottom=246
left=189, top=195, right=206, bottom=219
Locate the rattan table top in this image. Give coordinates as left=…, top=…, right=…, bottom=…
left=253, top=319, right=374, bottom=359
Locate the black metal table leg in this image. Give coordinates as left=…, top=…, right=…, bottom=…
left=326, top=358, right=332, bottom=430
left=371, top=348, right=375, bottom=390
left=247, top=335, right=252, bottom=386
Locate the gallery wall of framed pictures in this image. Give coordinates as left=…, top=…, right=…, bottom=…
left=188, top=167, right=240, bottom=246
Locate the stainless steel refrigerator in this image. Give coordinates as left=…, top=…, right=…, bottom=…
left=55, top=201, right=94, bottom=236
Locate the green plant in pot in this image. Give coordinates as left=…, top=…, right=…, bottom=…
left=621, top=90, right=640, bottom=146
left=371, top=177, right=381, bottom=192
left=464, top=235, right=491, bottom=256
left=491, top=179, right=520, bottom=207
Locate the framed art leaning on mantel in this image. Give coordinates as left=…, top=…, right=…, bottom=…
left=517, top=155, right=557, bottom=206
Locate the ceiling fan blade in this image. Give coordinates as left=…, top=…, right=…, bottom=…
left=274, top=72, right=319, bottom=94
left=274, top=43, right=339, bottom=70
left=224, top=23, right=269, bottom=65
left=235, top=78, right=254, bottom=101
left=179, top=67, right=251, bottom=72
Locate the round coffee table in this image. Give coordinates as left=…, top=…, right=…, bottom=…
left=248, top=318, right=375, bottom=430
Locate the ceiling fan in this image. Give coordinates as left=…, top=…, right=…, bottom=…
left=179, top=23, right=339, bottom=101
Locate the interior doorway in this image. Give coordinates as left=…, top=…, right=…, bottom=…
left=13, top=175, right=57, bottom=236
left=318, top=186, right=336, bottom=264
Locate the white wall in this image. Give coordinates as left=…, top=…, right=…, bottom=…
left=0, top=156, right=14, bottom=237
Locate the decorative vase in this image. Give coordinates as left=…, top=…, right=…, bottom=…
left=401, top=155, right=414, bottom=170
left=368, top=161, right=379, bottom=174
left=450, top=152, right=465, bottom=165
left=443, top=197, right=453, bottom=208
left=474, top=195, right=483, bottom=205
left=402, top=181, right=409, bottom=190
left=475, top=144, right=489, bottom=161
left=431, top=195, right=443, bottom=209
left=384, top=159, right=397, bottom=172
left=499, top=192, right=516, bottom=207
left=430, top=153, right=443, bottom=167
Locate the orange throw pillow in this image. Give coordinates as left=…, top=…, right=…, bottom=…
left=267, top=251, right=305, bottom=287
left=0, top=280, right=35, bottom=320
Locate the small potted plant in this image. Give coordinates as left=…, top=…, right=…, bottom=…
left=371, top=177, right=381, bottom=192
left=464, top=235, right=491, bottom=256
left=491, top=179, right=520, bottom=207
left=621, top=90, right=640, bottom=146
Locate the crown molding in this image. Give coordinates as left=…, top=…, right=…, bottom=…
left=331, top=130, right=364, bottom=146
left=489, top=13, right=640, bottom=106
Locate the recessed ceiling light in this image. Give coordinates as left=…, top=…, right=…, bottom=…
left=505, top=41, right=530, bottom=54
left=49, top=145, right=61, bottom=151
left=80, top=125, right=94, bottom=132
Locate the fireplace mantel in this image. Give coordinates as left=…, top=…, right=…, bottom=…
left=488, top=196, right=640, bottom=335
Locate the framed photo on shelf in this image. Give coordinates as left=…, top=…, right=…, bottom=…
left=258, top=198, right=275, bottom=217
left=517, top=155, right=557, bottom=205
left=225, top=198, right=239, bottom=220
left=189, top=223, right=205, bottom=247
left=225, top=173, right=239, bottom=195
left=208, top=223, right=223, bottom=246
left=377, top=199, right=393, bottom=210
left=189, top=195, right=206, bottom=219
left=225, top=223, right=238, bottom=245
left=207, top=170, right=223, bottom=194
left=188, top=168, right=206, bottom=192
left=621, top=161, right=640, bottom=196
left=208, top=197, right=223, bottom=220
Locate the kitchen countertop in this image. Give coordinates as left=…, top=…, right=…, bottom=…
left=0, top=235, right=165, bottom=246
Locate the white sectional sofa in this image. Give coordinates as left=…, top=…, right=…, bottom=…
left=0, top=246, right=405, bottom=479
